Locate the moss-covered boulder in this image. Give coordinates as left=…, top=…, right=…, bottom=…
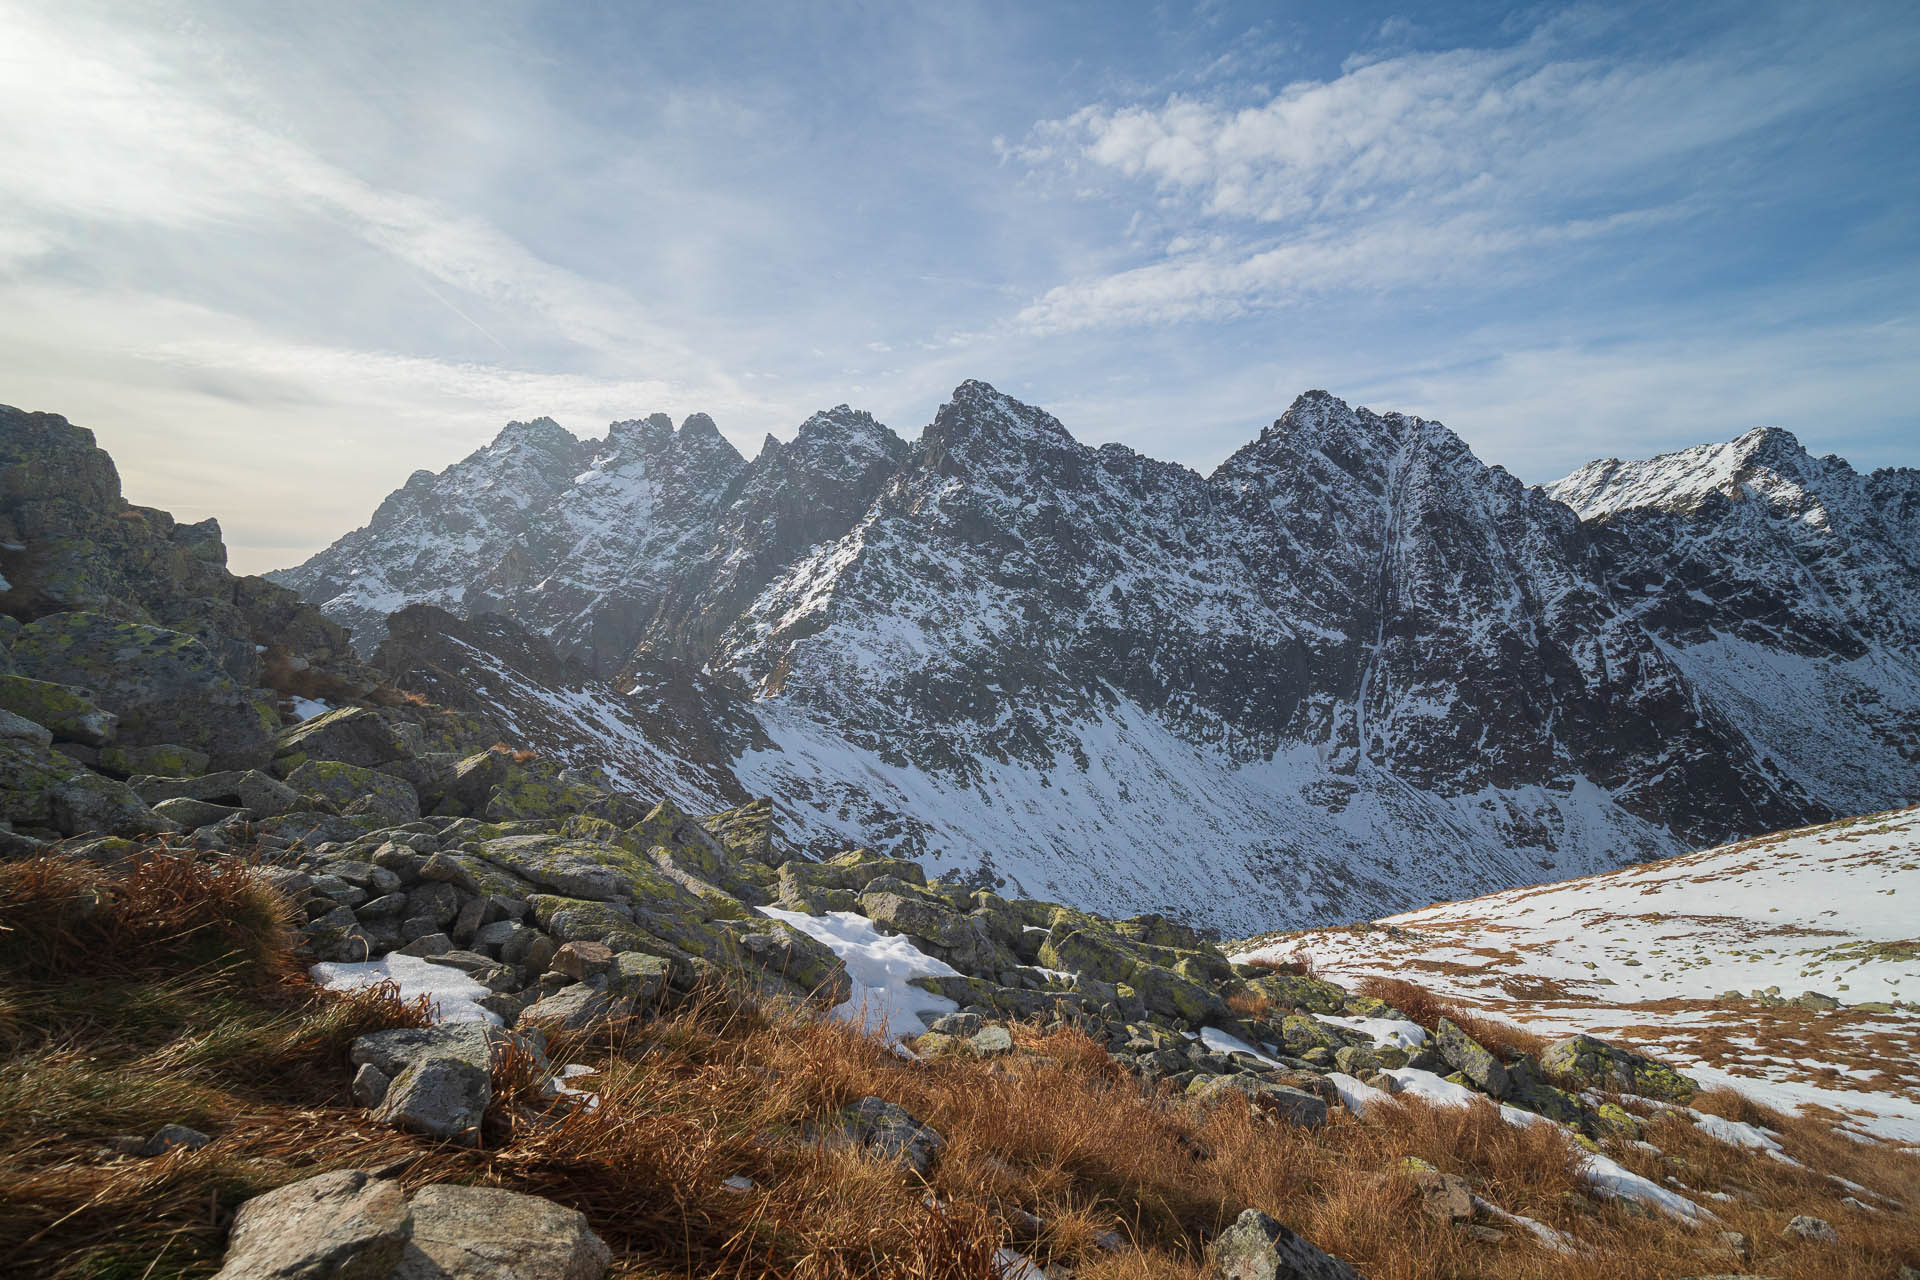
left=273, top=707, right=407, bottom=773
left=96, top=742, right=209, bottom=778
left=1130, top=962, right=1226, bottom=1024
left=477, top=834, right=698, bottom=907
left=482, top=764, right=645, bottom=825
left=433, top=749, right=508, bottom=817
left=0, top=737, right=177, bottom=836
left=731, top=920, right=852, bottom=1004
left=860, top=888, right=1015, bottom=978
left=284, top=759, right=420, bottom=825
left=1038, top=927, right=1138, bottom=985
left=1278, top=1014, right=1348, bottom=1056
left=1433, top=1018, right=1510, bottom=1098
left=0, top=674, right=118, bottom=746
left=10, top=613, right=274, bottom=768
left=702, top=797, right=776, bottom=864
left=1540, top=1034, right=1697, bottom=1103
left=1242, top=971, right=1349, bottom=1015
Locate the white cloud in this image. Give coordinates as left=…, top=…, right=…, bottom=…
left=1017, top=205, right=1689, bottom=333
left=0, top=3, right=715, bottom=372
left=1009, top=8, right=1915, bottom=332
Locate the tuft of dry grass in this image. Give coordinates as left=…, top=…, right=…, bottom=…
left=1244, top=949, right=1319, bottom=979
left=0, top=850, right=298, bottom=990
left=1356, top=976, right=1548, bottom=1062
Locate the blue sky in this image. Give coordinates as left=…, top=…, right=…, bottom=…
left=1, top=0, right=1914, bottom=571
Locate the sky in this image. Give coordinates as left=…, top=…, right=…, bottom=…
left=0, top=0, right=1915, bottom=574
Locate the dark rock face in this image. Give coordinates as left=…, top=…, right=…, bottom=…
left=274, top=383, right=1920, bottom=930
left=0, top=405, right=362, bottom=693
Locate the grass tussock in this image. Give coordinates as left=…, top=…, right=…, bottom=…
left=0, top=851, right=298, bottom=990
left=1243, top=949, right=1319, bottom=979
left=1356, top=975, right=1549, bottom=1061
left=2, top=848, right=1917, bottom=1279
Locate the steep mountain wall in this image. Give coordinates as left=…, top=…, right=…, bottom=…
left=273, top=384, right=1919, bottom=930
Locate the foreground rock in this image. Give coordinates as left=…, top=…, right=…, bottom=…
left=1208, top=1208, right=1365, bottom=1280
left=214, top=1169, right=411, bottom=1280
left=395, top=1184, right=611, bottom=1280
left=213, top=1170, right=609, bottom=1280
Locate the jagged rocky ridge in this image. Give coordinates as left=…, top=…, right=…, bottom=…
left=268, top=384, right=1920, bottom=932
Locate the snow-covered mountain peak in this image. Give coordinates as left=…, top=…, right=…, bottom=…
left=604, top=413, right=675, bottom=454
left=1543, top=426, right=1820, bottom=520
left=787, top=405, right=909, bottom=472
left=918, top=380, right=1079, bottom=474
left=490, top=415, right=583, bottom=458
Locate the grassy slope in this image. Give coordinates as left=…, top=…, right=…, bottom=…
left=2, top=848, right=1916, bottom=1280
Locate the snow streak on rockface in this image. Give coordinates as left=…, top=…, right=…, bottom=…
left=275, top=384, right=1920, bottom=933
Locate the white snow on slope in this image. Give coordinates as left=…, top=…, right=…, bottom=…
left=735, top=697, right=1672, bottom=934
left=758, top=906, right=959, bottom=1041
left=1246, top=806, right=1920, bottom=1141
left=310, top=953, right=499, bottom=1025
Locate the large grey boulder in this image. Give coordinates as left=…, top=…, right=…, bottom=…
left=0, top=737, right=177, bottom=837
left=1187, top=1075, right=1329, bottom=1128
left=349, top=1023, right=521, bottom=1079
left=152, top=795, right=245, bottom=829
left=1208, top=1208, right=1364, bottom=1280
left=0, top=705, right=54, bottom=748
left=391, top=1184, right=610, bottom=1280
left=436, top=749, right=509, bottom=817
left=10, top=612, right=275, bottom=769
left=1539, top=1033, right=1697, bottom=1102
left=516, top=983, right=632, bottom=1036
left=133, top=768, right=299, bottom=816
left=213, top=1169, right=411, bottom=1280
left=1434, top=1019, right=1509, bottom=1099
left=53, top=765, right=181, bottom=838
left=274, top=706, right=408, bottom=771
left=285, top=760, right=420, bottom=825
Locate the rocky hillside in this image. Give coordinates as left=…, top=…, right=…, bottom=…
left=273, top=384, right=1919, bottom=931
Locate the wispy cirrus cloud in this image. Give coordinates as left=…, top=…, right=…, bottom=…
left=1006, top=7, right=1918, bottom=332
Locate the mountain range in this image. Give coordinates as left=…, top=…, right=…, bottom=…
left=273, top=382, right=1920, bottom=933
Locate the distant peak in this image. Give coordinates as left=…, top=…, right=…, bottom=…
left=606, top=415, right=673, bottom=453
left=782, top=404, right=909, bottom=472
left=921, top=379, right=1077, bottom=472
left=491, top=416, right=577, bottom=452
left=1545, top=426, right=1818, bottom=520
left=680, top=412, right=720, bottom=440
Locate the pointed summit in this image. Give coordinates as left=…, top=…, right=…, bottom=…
left=918, top=380, right=1079, bottom=476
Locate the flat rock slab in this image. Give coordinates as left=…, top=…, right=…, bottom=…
left=213, top=1169, right=411, bottom=1280
left=391, top=1184, right=610, bottom=1280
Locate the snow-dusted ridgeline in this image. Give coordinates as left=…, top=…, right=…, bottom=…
left=285, top=383, right=1920, bottom=931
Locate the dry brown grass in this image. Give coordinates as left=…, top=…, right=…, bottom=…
left=3, top=849, right=1917, bottom=1279
left=1225, top=989, right=1272, bottom=1020
left=1244, top=949, right=1319, bottom=979
left=1354, top=976, right=1549, bottom=1062
left=367, top=684, right=432, bottom=708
